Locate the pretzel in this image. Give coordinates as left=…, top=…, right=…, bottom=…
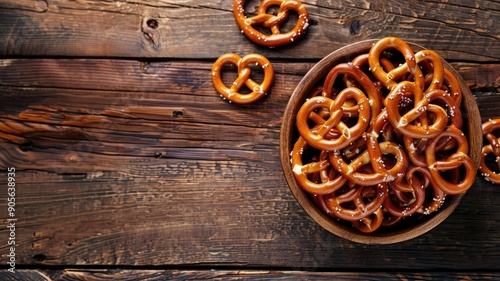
left=403, top=87, right=463, bottom=166
left=381, top=207, right=404, bottom=228
left=385, top=81, right=448, bottom=139
left=443, top=69, right=463, bottom=106
left=426, top=126, right=476, bottom=194
left=211, top=53, right=274, bottom=104
left=323, top=180, right=388, bottom=221
left=403, top=136, right=427, bottom=168
left=291, top=137, right=347, bottom=195
left=352, top=207, right=384, bottom=233
left=348, top=53, right=395, bottom=99
left=480, top=119, right=500, bottom=184
left=329, top=141, right=409, bottom=186
left=296, top=88, right=371, bottom=151
left=415, top=50, right=444, bottom=93
left=384, top=166, right=426, bottom=217
left=368, top=37, right=425, bottom=90
left=405, top=166, right=448, bottom=215
left=419, top=59, right=462, bottom=105
left=233, top=0, right=309, bottom=47
left=323, top=62, right=382, bottom=123
left=365, top=110, right=409, bottom=175
left=426, top=88, right=463, bottom=151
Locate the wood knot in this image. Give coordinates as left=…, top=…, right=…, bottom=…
left=33, top=254, right=47, bottom=263
left=349, top=20, right=361, bottom=35
left=146, top=19, right=158, bottom=29
left=142, top=18, right=161, bottom=49
left=35, top=0, right=48, bottom=12
left=172, top=111, right=183, bottom=118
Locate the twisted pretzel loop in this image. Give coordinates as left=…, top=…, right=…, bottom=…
left=323, top=180, right=388, bottom=221
left=480, top=119, right=500, bottom=184
left=233, top=0, right=309, bottom=47
left=368, top=37, right=425, bottom=90
left=426, top=126, right=476, bottom=194
left=212, top=53, right=274, bottom=104
left=385, top=81, right=448, bottom=139
left=291, top=137, right=346, bottom=195
left=296, top=88, right=371, bottom=151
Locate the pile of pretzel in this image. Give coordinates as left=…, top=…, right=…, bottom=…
left=290, top=37, right=477, bottom=233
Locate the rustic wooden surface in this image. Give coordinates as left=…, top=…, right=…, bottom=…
left=0, top=0, right=499, bottom=279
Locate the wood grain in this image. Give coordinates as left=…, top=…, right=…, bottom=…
left=0, top=0, right=498, bottom=60
left=0, top=58, right=499, bottom=269
left=0, top=0, right=499, bottom=276
left=2, top=270, right=500, bottom=281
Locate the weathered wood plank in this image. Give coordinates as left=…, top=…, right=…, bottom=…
left=3, top=172, right=495, bottom=269
left=2, top=270, right=500, bottom=281
left=0, top=58, right=499, bottom=270
left=0, top=0, right=498, bottom=61
left=0, top=59, right=498, bottom=172
left=0, top=59, right=497, bottom=91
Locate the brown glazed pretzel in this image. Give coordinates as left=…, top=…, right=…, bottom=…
left=323, top=62, right=382, bottom=124
left=480, top=119, right=500, bottom=184
left=426, top=126, right=476, bottom=194
left=414, top=50, right=444, bottom=93
left=233, top=0, right=309, bottom=47
left=212, top=53, right=274, bottom=104
left=329, top=140, right=408, bottom=186
left=296, top=88, right=371, bottom=151
left=352, top=207, right=384, bottom=233
left=384, top=166, right=426, bottom=217
left=323, top=181, right=388, bottom=221
left=385, top=81, right=448, bottom=139
left=348, top=53, right=395, bottom=99
left=368, top=36, right=425, bottom=90
left=291, top=137, right=347, bottom=195
left=419, top=59, right=463, bottom=106
left=403, top=88, right=463, bottom=167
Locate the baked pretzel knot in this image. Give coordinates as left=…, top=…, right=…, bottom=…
left=290, top=37, right=476, bottom=233
left=233, top=0, right=309, bottom=47
left=212, top=53, right=274, bottom=104
left=480, top=119, right=500, bottom=184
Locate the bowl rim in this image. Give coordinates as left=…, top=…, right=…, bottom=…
left=279, top=39, right=482, bottom=244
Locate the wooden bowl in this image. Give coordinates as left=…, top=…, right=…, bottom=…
left=280, top=39, right=482, bottom=244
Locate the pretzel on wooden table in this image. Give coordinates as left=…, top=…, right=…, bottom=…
left=480, top=119, right=500, bottom=184
left=426, top=126, right=476, bottom=194
left=211, top=53, right=274, bottom=104
left=233, top=0, right=309, bottom=47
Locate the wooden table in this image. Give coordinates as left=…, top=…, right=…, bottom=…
left=1, top=0, right=499, bottom=279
